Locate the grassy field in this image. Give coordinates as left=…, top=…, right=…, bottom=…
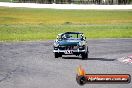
left=0, top=0, right=18, bottom=2
left=0, top=0, right=11, bottom=2
left=0, top=7, right=132, bottom=41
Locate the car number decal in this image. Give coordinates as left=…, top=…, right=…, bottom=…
left=65, top=50, right=73, bottom=54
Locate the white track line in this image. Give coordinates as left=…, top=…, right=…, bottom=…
left=118, top=56, right=132, bottom=64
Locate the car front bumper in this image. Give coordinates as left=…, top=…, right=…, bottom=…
left=53, top=49, right=86, bottom=53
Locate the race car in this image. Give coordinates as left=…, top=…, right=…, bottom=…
left=53, top=32, right=89, bottom=59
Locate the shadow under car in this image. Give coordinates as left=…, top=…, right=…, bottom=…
left=62, top=56, right=116, bottom=61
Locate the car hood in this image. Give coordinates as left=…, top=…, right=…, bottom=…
left=58, top=39, right=81, bottom=46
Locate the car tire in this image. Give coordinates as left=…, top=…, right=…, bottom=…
left=85, top=52, right=88, bottom=59
left=81, top=47, right=88, bottom=60
left=58, top=54, right=62, bottom=57
left=54, top=53, right=62, bottom=58
left=81, top=53, right=86, bottom=60
left=54, top=53, right=59, bottom=58
left=85, top=46, right=89, bottom=59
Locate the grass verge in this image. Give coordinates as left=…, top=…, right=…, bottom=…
left=0, top=24, right=132, bottom=41
left=0, top=7, right=132, bottom=41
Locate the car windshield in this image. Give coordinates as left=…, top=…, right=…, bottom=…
left=61, top=33, right=83, bottom=40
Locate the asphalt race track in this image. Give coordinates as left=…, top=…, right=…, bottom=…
left=0, top=39, right=132, bottom=88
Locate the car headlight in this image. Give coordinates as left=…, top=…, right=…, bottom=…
left=54, top=42, right=59, bottom=47
left=79, top=41, right=86, bottom=46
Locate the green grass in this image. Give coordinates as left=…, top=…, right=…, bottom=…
left=0, top=0, right=11, bottom=2
left=0, top=7, right=132, bottom=25
left=0, top=7, right=132, bottom=41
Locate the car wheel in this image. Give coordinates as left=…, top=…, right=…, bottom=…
left=54, top=53, right=59, bottom=58
left=58, top=54, right=62, bottom=57
left=81, top=52, right=88, bottom=60
left=85, top=46, right=89, bottom=59
left=85, top=52, right=88, bottom=59
left=81, top=53, right=86, bottom=60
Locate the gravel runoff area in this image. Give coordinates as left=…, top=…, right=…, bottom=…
left=0, top=2, right=132, bottom=9
left=0, top=39, right=132, bottom=88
